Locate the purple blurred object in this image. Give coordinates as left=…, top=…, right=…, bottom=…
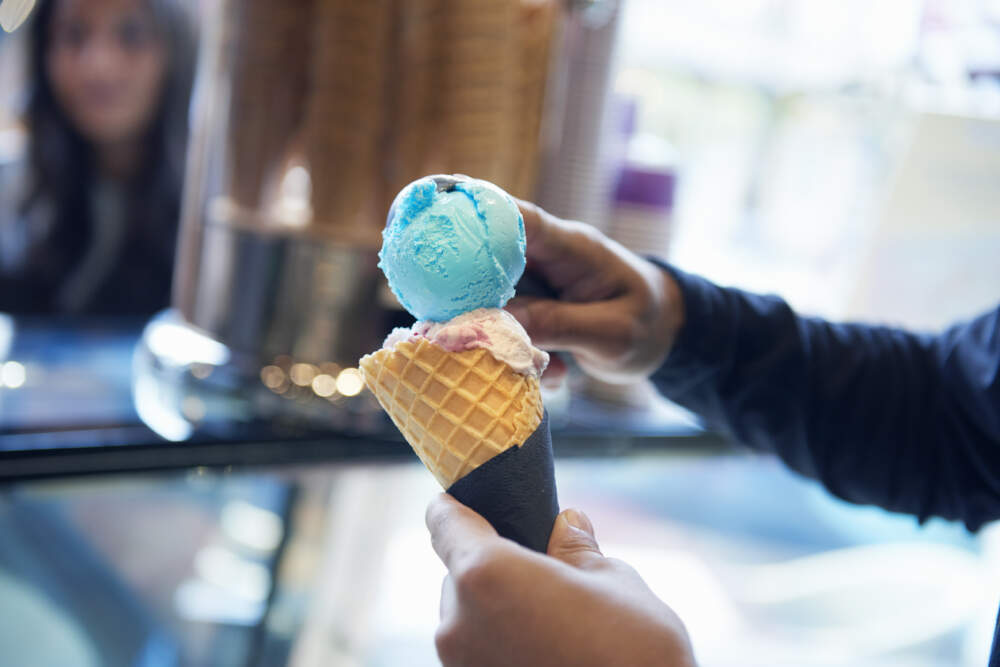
left=614, top=165, right=676, bottom=210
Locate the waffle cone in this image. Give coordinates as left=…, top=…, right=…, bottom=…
left=360, top=338, right=543, bottom=488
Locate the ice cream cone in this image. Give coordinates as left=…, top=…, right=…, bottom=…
left=359, top=337, right=543, bottom=488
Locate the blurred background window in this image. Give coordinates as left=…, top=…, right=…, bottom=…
left=610, top=0, right=1000, bottom=330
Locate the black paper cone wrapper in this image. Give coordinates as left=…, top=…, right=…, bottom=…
left=447, top=411, right=559, bottom=553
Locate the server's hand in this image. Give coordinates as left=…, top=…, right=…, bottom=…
left=507, top=200, right=684, bottom=385
left=426, top=494, right=696, bottom=667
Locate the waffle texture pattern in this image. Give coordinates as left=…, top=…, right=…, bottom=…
left=360, top=338, right=543, bottom=487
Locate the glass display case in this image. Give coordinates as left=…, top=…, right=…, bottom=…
left=1, top=316, right=996, bottom=666
left=2, top=1, right=999, bottom=666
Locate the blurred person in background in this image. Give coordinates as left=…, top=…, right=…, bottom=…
left=0, top=0, right=196, bottom=316
left=427, top=200, right=1000, bottom=667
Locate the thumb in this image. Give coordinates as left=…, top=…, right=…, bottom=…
left=426, top=493, right=499, bottom=572
left=547, top=508, right=604, bottom=569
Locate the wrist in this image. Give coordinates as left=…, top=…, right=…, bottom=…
left=636, top=259, right=685, bottom=378
left=658, top=263, right=685, bottom=357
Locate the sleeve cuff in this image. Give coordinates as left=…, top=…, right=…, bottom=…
left=648, top=259, right=735, bottom=389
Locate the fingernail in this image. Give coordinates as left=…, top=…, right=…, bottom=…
left=562, top=509, right=594, bottom=537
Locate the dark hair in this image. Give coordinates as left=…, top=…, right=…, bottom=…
left=14, top=0, right=196, bottom=316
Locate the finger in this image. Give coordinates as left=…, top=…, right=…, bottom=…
left=514, top=198, right=613, bottom=263
left=515, top=199, right=638, bottom=298
left=506, top=296, right=632, bottom=353
left=514, top=198, right=585, bottom=269
left=515, top=267, right=558, bottom=300
left=547, top=508, right=604, bottom=570
left=426, top=493, right=499, bottom=571
left=513, top=198, right=551, bottom=253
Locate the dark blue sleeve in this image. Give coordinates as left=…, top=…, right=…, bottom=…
left=652, top=265, right=1000, bottom=531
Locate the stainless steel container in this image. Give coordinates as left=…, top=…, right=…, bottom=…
left=176, top=222, right=383, bottom=372
left=140, top=0, right=616, bottom=437
left=171, top=0, right=580, bottom=367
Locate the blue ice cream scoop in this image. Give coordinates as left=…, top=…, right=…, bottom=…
left=379, top=175, right=526, bottom=322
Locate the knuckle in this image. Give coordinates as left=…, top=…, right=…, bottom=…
left=425, top=494, right=453, bottom=534
left=571, top=220, right=605, bottom=245
left=550, top=532, right=596, bottom=560
left=522, top=199, right=543, bottom=221
left=453, top=546, right=505, bottom=599
left=425, top=504, right=445, bottom=534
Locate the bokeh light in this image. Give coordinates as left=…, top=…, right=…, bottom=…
left=0, top=361, right=26, bottom=388
left=311, top=374, right=337, bottom=398
left=335, top=368, right=364, bottom=397
left=260, top=365, right=286, bottom=390
left=289, top=363, right=317, bottom=387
